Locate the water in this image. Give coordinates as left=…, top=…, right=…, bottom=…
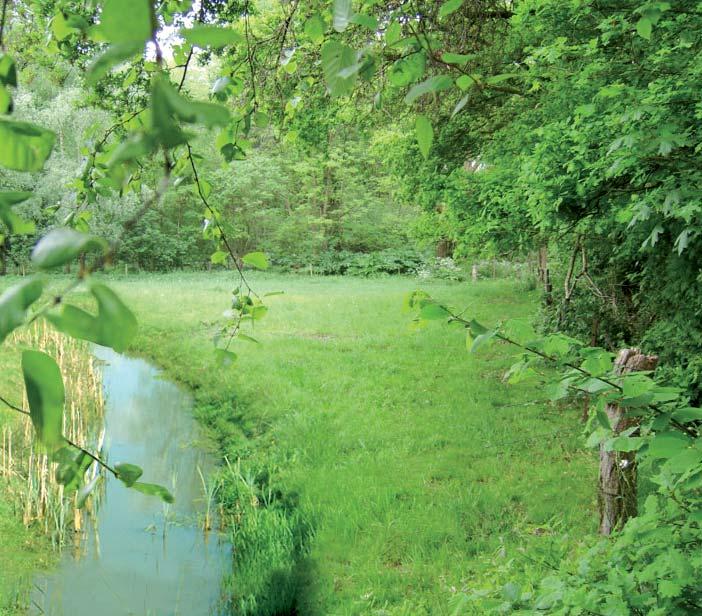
left=30, top=347, right=231, bottom=616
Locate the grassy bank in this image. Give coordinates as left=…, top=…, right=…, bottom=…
left=109, top=272, right=596, bottom=614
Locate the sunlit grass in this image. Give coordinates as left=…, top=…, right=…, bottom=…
left=104, top=271, right=596, bottom=614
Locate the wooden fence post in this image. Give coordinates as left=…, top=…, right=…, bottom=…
left=598, top=348, right=659, bottom=535
left=471, top=264, right=478, bottom=282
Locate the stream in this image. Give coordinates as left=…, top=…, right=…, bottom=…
left=30, top=347, right=231, bottom=615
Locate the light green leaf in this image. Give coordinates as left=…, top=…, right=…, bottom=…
left=210, top=250, right=228, bottom=265
left=450, top=94, right=469, bottom=118
left=471, top=331, right=496, bottom=353
left=415, top=115, right=433, bottom=159
left=87, top=41, right=144, bottom=85
left=181, top=25, right=243, bottom=49
left=636, top=17, right=652, bottom=40
left=350, top=14, right=378, bottom=31
left=242, top=251, right=269, bottom=269
left=333, top=0, right=353, bottom=32
left=22, top=350, right=64, bottom=448
left=404, top=75, right=453, bottom=105
left=0, top=120, right=55, bottom=171
left=0, top=277, right=44, bottom=344
left=321, top=41, right=358, bottom=97
left=419, top=302, right=449, bottom=320
left=96, top=0, right=152, bottom=44
left=47, top=282, right=137, bottom=352
left=31, top=228, right=107, bottom=269
left=304, top=14, right=326, bottom=44
left=384, top=21, right=401, bottom=46
left=647, top=432, right=691, bottom=459
left=441, top=52, right=472, bottom=65
left=131, top=481, right=174, bottom=503
left=439, top=0, right=464, bottom=19
left=214, top=348, right=237, bottom=367
left=153, top=76, right=230, bottom=128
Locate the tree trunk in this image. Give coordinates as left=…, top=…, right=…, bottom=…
left=598, top=348, right=659, bottom=535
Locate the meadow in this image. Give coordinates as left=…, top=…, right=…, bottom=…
left=0, top=272, right=597, bottom=614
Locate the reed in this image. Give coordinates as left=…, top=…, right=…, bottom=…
left=0, top=322, right=106, bottom=547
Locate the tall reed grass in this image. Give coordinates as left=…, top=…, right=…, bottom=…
left=0, top=322, right=106, bottom=547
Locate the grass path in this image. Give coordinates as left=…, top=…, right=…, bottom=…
left=113, top=272, right=596, bottom=614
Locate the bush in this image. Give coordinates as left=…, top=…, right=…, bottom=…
left=270, top=248, right=426, bottom=277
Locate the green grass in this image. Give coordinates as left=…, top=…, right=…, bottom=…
left=0, top=272, right=597, bottom=614
left=108, top=272, right=596, bottom=614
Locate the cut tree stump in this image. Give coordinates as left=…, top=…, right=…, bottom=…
left=598, top=348, right=659, bottom=535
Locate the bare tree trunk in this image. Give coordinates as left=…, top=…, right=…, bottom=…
left=471, top=264, right=478, bottom=282
left=598, top=348, right=659, bottom=535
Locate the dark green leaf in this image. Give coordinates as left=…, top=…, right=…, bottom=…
left=115, top=462, right=143, bottom=487
left=415, top=115, right=433, bottom=159
left=22, top=350, right=64, bottom=448
left=0, top=54, right=17, bottom=87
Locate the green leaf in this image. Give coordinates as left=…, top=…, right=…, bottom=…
left=333, top=0, right=353, bottom=32
left=441, top=52, right=472, bottom=65
left=388, top=53, right=426, bottom=88
left=646, top=431, right=691, bottom=459
left=76, top=474, right=101, bottom=508
left=210, top=250, right=228, bottom=265
left=469, top=319, right=488, bottom=336
left=0, top=120, right=55, bottom=171
left=415, top=115, right=433, bottom=159
left=471, top=331, right=496, bottom=353
left=152, top=76, right=230, bottom=129
left=419, top=302, right=449, bottom=320
left=456, top=75, right=473, bottom=90
left=96, top=0, right=152, bottom=44
left=214, top=348, right=237, bottom=366
left=115, top=462, right=143, bottom=487
left=0, top=54, right=17, bottom=87
left=22, top=350, right=64, bottom=448
left=181, top=25, right=243, bottom=49
left=0, top=84, right=10, bottom=114
left=87, top=41, right=144, bottom=85
left=47, top=282, right=137, bottom=352
left=242, top=251, right=269, bottom=269
left=384, top=21, right=401, bottom=46
left=31, top=228, right=107, bottom=269
left=439, top=0, right=464, bottom=19
left=350, top=14, right=378, bottom=31
left=0, top=277, right=44, bottom=344
left=131, top=481, right=175, bottom=503
left=52, top=12, right=77, bottom=40
left=636, top=17, right=652, bottom=40
left=321, top=41, right=358, bottom=97
left=0, top=191, right=31, bottom=228
left=404, top=75, right=453, bottom=105
left=304, top=14, right=326, bottom=44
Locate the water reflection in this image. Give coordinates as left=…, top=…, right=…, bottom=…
left=30, top=347, right=230, bottom=616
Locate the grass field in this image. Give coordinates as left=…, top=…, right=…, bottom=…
left=0, top=272, right=597, bottom=614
